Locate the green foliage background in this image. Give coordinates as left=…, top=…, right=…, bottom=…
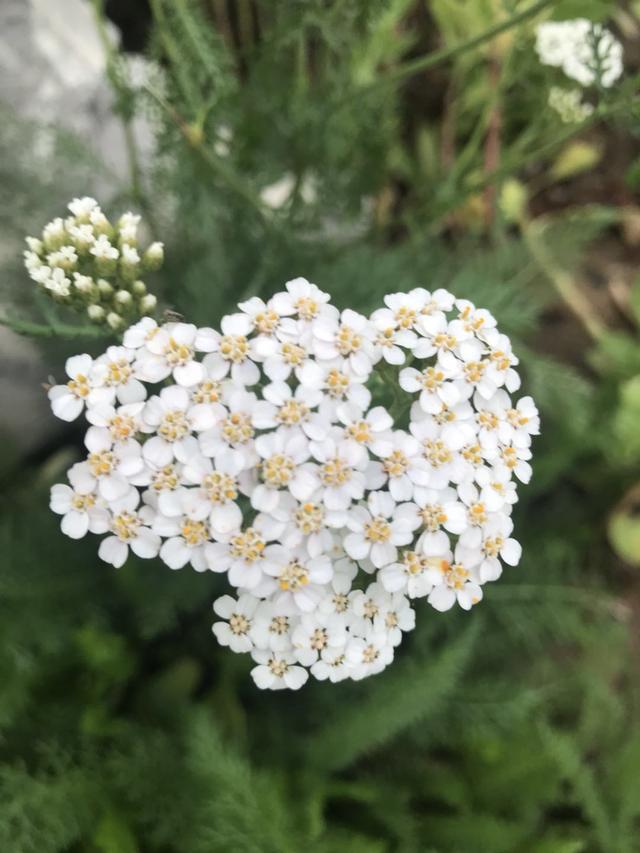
left=1, top=1, right=640, bottom=851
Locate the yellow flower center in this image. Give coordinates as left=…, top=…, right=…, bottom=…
left=336, top=325, right=362, bottom=356
left=346, top=420, right=372, bottom=443
left=310, top=628, right=328, bottom=650
left=72, top=493, right=96, bottom=511
left=281, top=341, right=306, bottom=366
left=395, top=306, right=416, bottom=329
left=268, top=657, right=289, bottom=676
left=67, top=374, right=90, bottom=398
left=420, top=366, right=444, bottom=390
left=458, top=305, right=485, bottom=332
left=222, top=412, right=254, bottom=444
left=403, top=550, right=428, bottom=575
left=269, top=615, right=290, bottom=635
left=364, top=516, right=391, bottom=542
left=435, top=558, right=470, bottom=589
left=113, top=511, right=140, bottom=541
left=294, top=296, right=318, bottom=320
left=254, top=309, right=279, bottom=334
left=483, top=536, right=504, bottom=558
left=501, top=446, right=518, bottom=469
left=278, top=559, right=310, bottom=591
left=383, top=450, right=408, bottom=478
left=462, top=443, right=483, bottom=466
left=321, top=457, right=352, bottom=486
left=468, top=502, right=487, bottom=526
left=507, top=408, right=529, bottom=428
left=478, top=410, right=499, bottom=430
left=325, top=368, right=350, bottom=398
left=219, top=334, right=249, bottom=363
left=277, top=399, right=309, bottom=426
left=261, top=454, right=295, bottom=488
left=376, top=327, right=396, bottom=347
left=363, top=598, right=378, bottom=619
left=432, top=332, right=456, bottom=350
left=165, top=337, right=194, bottom=366
left=423, top=439, right=452, bottom=468
left=181, top=520, right=209, bottom=546
left=294, top=502, right=324, bottom=534
left=152, top=464, right=179, bottom=491
left=202, top=471, right=237, bottom=504
left=158, top=410, right=190, bottom=442
left=463, top=361, right=486, bottom=383
left=109, top=414, right=137, bottom=441
left=88, top=450, right=115, bottom=477
left=332, top=593, right=349, bottom=613
left=105, top=359, right=132, bottom=386
left=229, top=613, right=250, bottom=635
left=362, top=644, right=379, bottom=663
left=490, top=350, right=511, bottom=371
left=420, top=504, right=447, bottom=531
left=385, top=611, right=398, bottom=628
left=192, top=380, right=221, bottom=404
left=229, top=528, right=265, bottom=562
left=434, top=406, right=456, bottom=425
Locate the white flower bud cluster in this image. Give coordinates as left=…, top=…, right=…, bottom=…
left=47, top=279, right=539, bottom=690
left=24, top=197, right=163, bottom=330
left=548, top=86, right=594, bottom=124
left=535, top=19, right=623, bottom=88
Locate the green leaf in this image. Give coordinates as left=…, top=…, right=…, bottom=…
left=305, top=619, right=480, bottom=772
left=93, top=812, right=139, bottom=853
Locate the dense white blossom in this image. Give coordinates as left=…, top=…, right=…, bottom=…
left=47, top=277, right=539, bottom=689
left=536, top=19, right=623, bottom=88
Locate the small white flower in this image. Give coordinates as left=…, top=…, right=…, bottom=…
left=250, top=649, right=308, bottom=690
left=98, top=491, right=160, bottom=568
left=141, top=385, right=217, bottom=467
left=270, top=277, right=331, bottom=323
left=425, top=551, right=483, bottom=612
left=266, top=548, right=333, bottom=612
left=48, top=354, right=95, bottom=421
left=136, top=322, right=216, bottom=386
left=50, top=483, right=109, bottom=539
left=212, top=594, right=259, bottom=653
left=312, top=308, right=376, bottom=376
left=344, top=491, right=420, bottom=568
left=370, top=430, right=430, bottom=501
left=205, top=313, right=261, bottom=386
left=292, top=612, right=347, bottom=666
left=89, top=346, right=147, bottom=407
left=379, top=549, right=434, bottom=599
left=90, top=234, right=119, bottom=261
left=251, top=427, right=316, bottom=513
left=68, top=441, right=145, bottom=503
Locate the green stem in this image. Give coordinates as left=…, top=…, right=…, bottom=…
left=143, top=85, right=284, bottom=234
left=0, top=316, right=112, bottom=339
left=339, top=0, right=555, bottom=104
left=519, top=214, right=606, bottom=342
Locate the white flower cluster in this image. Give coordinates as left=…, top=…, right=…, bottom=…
left=548, top=86, right=594, bottom=124
left=24, top=197, right=163, bottom=330
left=47, top=279, right=539, bottom=690
left=536, top=19, right=623, bottom=88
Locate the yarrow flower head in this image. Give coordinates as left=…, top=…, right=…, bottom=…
left=24, top=197, right=163, bottom=331
left=535, top=18, right=623, bottom=89
left=47, top=274, right=539, bottom=690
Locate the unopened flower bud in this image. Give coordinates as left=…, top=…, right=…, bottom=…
left=106, top=311, right=124, bottom=330
left=97, top=279, right=114, bottom=298
left=132, top=279, right=147, bottom=296
left=140, top=293, right=157, bottom=315
left=144, top=241, right=164, bottom=271
left=114, top=289, right=133, bottom=310
left=87, top=304, right=105, bottom=323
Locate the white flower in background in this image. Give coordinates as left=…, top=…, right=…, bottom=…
left=48, top=354, right=95, bottom=421
left=44, top=279, right=538, bottom=690
left=548, top=87, right=594, bottom=123
left=536, top=19, right=623, bottom=88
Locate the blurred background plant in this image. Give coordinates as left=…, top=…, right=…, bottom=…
left=2, top=0, right=640, bottom=850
